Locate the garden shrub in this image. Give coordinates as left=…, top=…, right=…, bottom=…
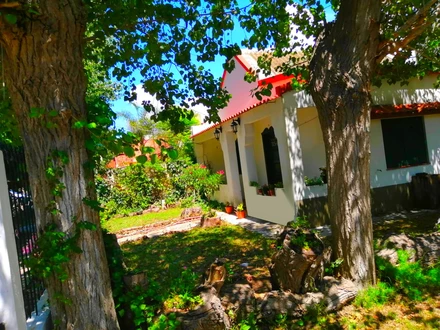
left=376, top=250, right=440, bottom=301
left=97, top=162, right=172, bottom=218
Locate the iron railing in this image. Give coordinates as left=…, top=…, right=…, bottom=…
left=0, top=143, right=45, bottom=319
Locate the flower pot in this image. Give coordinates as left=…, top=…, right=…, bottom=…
left=236, top=210, right=246, bottom=219
left=257, top=189, right=263, bottom=195
left=225, top=205, right=234, bottom=214
left=268, top=189, right=275, bottom=196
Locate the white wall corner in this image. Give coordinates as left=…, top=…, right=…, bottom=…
left=0, top=151, right=27, bottom=330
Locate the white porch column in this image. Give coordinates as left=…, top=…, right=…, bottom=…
left=0, top=151, right=27, bottom=329
left=219, top=131, right=242, bottom=205
left=237, top=123, right=258, bottom=191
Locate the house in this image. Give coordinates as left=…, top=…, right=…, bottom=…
left=191, top=50, right=440, bottom=226
left=107, top=138, right=170, bottom=169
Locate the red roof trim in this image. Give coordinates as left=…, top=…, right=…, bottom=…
left=191, top=93, right=283, bottom=139
left=193, top=101, right=440, bottom=139
left=371, top=102, right=440, bottom=119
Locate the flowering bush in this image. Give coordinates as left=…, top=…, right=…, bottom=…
left=174, top=164, right=224, bottom=201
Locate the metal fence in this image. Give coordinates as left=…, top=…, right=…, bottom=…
left=0, top=143, right=45, bottom=319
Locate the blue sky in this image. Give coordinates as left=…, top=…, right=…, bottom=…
left=111, top=1, right=335, bottom=130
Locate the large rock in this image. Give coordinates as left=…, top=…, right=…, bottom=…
left=181, top=207, right=203, bottom=219
left=376, top=232, right=440, bottom=266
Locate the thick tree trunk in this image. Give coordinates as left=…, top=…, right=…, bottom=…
left=0, top=1, right=119, bottom=329
left=309, top=0, right=381, bottom=287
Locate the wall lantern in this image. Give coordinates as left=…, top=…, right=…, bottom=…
left=214, top=126, right=222, bottom=140
left=231, top=118, right=241, bottom=134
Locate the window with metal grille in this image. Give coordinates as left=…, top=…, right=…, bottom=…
left=381, top=116, right=429, bottom=169
left=261, top=126, right=283, bottom=185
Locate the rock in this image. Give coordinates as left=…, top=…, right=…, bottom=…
left=150, top=205, right=161, bottom=213
left=260, top=291, right=325, bottom=320
left=142, top=209, right=151, bottom=214
left=376, top=232, right=440, bottom=266
left=221, top=284, right=256, bottom=320
left=181, top=207, right=203, bottom=219
left=201, top=216, right=222, bottom=228
left=322, top=277, right=358, bottom=312
left=178, top=286, right=231, bottom=330
left=123, top=273, right=148, bottom=289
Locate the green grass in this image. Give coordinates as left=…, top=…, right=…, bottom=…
left=116, top=224, right=275, bottom=328
left=102, top=207, right=183, bottom=233
left=122, top=224, right=274, bottom=282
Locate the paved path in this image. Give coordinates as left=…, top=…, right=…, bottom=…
left=217, top=212, right=285, bottom=239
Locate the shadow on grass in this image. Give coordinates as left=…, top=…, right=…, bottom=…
left=122, top=223, right=275, bottom=290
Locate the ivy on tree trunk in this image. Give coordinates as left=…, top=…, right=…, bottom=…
left=0, top=1, right=119, bottom=328
left=309, top=0, right=382, bottom=286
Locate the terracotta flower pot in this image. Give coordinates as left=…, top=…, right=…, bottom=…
left=236, top=210, right=246, bottom=219
left=225, top=205, right=234, bottom=214
left=268, top=189, right=275, bottom=196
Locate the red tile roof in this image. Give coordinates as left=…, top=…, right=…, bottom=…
left=192, top=101, right=440, bottom=139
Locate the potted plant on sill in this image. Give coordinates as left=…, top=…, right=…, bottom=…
left=250, top=181, right=263, bottom=195
left=236, top=203, right=246, bottom=219
left=267, top=184, right=275, bottom=196
left=224, top=202, right=234, bottom=214
left=274, top=182, right=283, bottom=189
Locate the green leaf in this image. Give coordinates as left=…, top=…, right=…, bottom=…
left=87, top=122, right=97, bottom=129
left=136, top=155, right=148, bottom=164
left=5, top=14, right=17, bottom=25
left=48, top=110, right=58, bottom=117
left=72, top=121, right=86, bottom=129
left=29, top=107, right=44, bottom=118
left=150, top=154, right=157, bottom=164
left=123, top=146, right=135, bottom=157
left=167, top=148, right=178, bottom=160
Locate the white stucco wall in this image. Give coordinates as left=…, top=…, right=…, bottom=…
left=372, top=75, right=440, bottom=105
left=286, top=74, right=440, bottom=202
left=236, top=99, right=297, bottom=225
left=296, top=107, right=326, bottom=178
left=370, top=114, right=440, bottom=187
left=200, top=138, right=226, bottom=174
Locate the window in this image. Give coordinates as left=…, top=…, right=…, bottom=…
left=381, top=116, right=429, bottom=169
left=261, top=126, right=283, bottom=184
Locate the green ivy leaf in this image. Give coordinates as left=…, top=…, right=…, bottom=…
left=136, top=155, right=148, bottom=164
left=5, top=14, right=17, bottom=25
left=29, top=107, right=45, bottom=118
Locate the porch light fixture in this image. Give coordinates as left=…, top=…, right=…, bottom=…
left=231, top=118, right=241, bottom=134
left=214, top=126, right=222, bottom=140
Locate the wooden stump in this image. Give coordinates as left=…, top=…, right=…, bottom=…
left=269, top=228, right=331, bottom=293
left=178, top=286, right=231, bottom=329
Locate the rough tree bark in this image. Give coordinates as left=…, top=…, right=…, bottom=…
left=309, top=0, right=382, bottom=287
left=0, top=1, right=119, bottom=329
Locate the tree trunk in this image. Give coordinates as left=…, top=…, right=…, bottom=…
left=309, top=0, right=381, bottom=287
left=0, top=1, right=119, bottom=329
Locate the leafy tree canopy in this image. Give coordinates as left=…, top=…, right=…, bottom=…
left=84, top=0, right=439, bottom=126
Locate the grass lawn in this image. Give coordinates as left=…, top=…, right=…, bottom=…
left=102, top=207, right=183, bottom=233
left=122, top=223, right=274, bottom=286
left=113, top=211, right=440, bottom=329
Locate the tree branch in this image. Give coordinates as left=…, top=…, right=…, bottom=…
left=0, top=2, right=20, bottom=9
left=376, top=0, right=440, bottom=63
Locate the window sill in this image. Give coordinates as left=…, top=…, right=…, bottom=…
left=386, top=163, right=430, bottom=171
